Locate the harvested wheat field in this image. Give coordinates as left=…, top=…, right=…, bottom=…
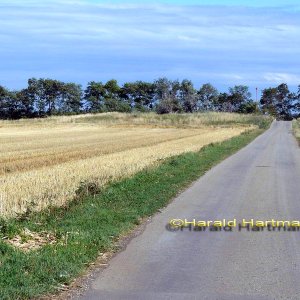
left=0, top=112, right=260, bottom=218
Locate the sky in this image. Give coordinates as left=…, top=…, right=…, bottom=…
left=0, top=0, right=300, bottom=95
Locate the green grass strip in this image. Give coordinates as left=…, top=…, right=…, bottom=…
left=292, top=120, right=300, bottom=145
left=0, top=129, right=264, bottom=299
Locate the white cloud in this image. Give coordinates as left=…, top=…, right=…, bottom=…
left=0, top=1, right=299, bottom=88
left=264, top=73, right=300, bottom=85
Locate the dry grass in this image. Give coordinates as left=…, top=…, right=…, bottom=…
left=293, top=119, right=300, bottom=143
left=0, top=113, right=259, bottom=218
left=0, top=111, right=267, bottom=128
left=5, top=228, right=57, bottom=252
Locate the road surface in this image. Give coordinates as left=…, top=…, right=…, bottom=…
left=79, top=121, right=300, bottom=300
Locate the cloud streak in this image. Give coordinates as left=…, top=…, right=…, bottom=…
left=0, top=0, right=299, bottom=91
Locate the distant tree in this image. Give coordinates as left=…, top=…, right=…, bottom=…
left=0, top=86, right=12, bottom=118
left=120, top=82, right=137, bottom=108
left=26, top=78, right=63, bottom=116
left=27, top=78, right=46, bottom=116
left=154, top=78, right=170, bottom=101
left=103, top=98, right=131, bottom=112
left=228, top=85, right=252, bottom=112
left=5, top=91, right=24, bottom=119
left=102, top=80, right=130, bottom=112
left=135, top=81, right=155, bottom=110
left=295, top=86, right=300, bottom=117
left=59, top=83, right=82, bottom=113
left=260, top=87, right=277, bottom=116
left=84, top=81, right=106, bottom=112
left=197, top=83, right=219, bottom=111
left=275, top=83, right=294, bottom=120
left=4, top=76, right=300, bottom=119
left=238, top=101, right=259, bottom=114
left=215, top=93, right=231, bottom=112
left=154, top=78, right=182, bottom=114
left=179, top=79, right=197, bottom=113
left=121, top=81, right=155, bottom=111
left=260, top=84, right=295, bottom=119
left=104, top=79, right=120, bottom=100
left=15, top=88, right=35, bottom=118
left=43, top=79, right=62, bottom=115
left=0, top=86, right=34, bottom=119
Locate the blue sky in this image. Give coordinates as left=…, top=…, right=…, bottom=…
left=0, top=0, right=300, bottom=94
left=94, top=0, right=300, bottom=6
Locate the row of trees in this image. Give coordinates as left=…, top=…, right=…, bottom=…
left=260, top=83, right=300, bottom=120
left=0, top=78, right=299, bottom=119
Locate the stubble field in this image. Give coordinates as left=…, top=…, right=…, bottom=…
left=0, top=112, right=263, bottom=218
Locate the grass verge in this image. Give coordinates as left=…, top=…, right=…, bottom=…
left=0, top=128, right=265, bottom=299
left=293, top=119, right=300, bottom=145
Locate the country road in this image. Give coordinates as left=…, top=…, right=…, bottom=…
left=79, top=121, right=300, bottom=300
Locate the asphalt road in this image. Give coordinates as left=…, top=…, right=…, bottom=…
left=80, top=121, right=300, bottom=300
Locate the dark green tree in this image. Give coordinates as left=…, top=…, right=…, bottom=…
left=15, top=88, right=35, bottom=118
left=154, top=78, right=182, bottom=114
left=238, top=101, right=259, bottom=114
left=84, top=81, right=106, bottom=112
left=216, top=93, right=231, bottom=112
left=104, top=80, right=120, bottom=100
left=275, top=83, right=294, bottom=120
left=295, top=86, right=300, bottom=117
left=27, top=78, right=46, bottom=116
left=26, top=78, right=63, bottom=116
left=0, top=86, right=12, bottom=118
left=260, top=87, right=277, bottom=116
left=197, top=83, right=219, bottom=111
left=228, top=85, right=252, bottom=112
left=261, top=84, right=295, bottom=119
left=121, top=81, right=155, bottom=111
left=179, top=79, right=197, bottom=113
left=60, top=83, right=82, bottom=113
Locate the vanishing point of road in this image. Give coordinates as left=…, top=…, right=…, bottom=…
left=79, top=121, right=300, bottom=300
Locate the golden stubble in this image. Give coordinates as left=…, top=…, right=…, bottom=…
left=0, top=114, right=255, bottom=217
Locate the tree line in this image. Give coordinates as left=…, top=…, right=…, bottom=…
left=0, top=78, right=299, bottom=119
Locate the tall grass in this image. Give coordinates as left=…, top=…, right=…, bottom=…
left=293, top=119, right=300, bottom=143
left=0, top=112, right=272, bottom=128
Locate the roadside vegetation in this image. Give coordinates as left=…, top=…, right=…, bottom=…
left=293, top=119, right=300, bottom=144
left=0, top=111, right=270, bottom=128
left=0, top=124, right=270, bottom=299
